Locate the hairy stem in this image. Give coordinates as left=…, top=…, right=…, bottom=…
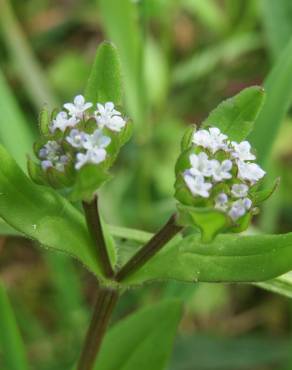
left=116, top=213, right=183, bottom=281
left=83, top=196, right=114, bottom=278
left=77, top=286, right=119, bottom=370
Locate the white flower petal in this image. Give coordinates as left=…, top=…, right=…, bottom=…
left=211, top=159, right=232, bottom=182
left=184, top=173, right=212, bottom=198
left=231, top=183, right=249, bottom=198
left=237, top=161, right=265, bottom=184
left=189, top=152, right=213, bottom=177
left=64, top=95, right=93, bottom=118
left=215, top=193, right=228, bottom=211
left=231, top=140, right=256, bottom=161
left=192, top=127, right=228, bottom=154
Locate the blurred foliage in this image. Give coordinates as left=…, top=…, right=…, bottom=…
left=1, top=0, right=292, bottom=369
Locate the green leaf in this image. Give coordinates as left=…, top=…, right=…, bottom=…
left=177, top=204, right=229, bottom=243
left=170, top=334, right=290, bottom=370
left=173, top=33, right=262, bottom=86
left=180, top=124, right=196, bottom=152
left=255, top=272, right=292, bottom=299
left=250, top=38, right=292, bottom=165
left=69, top=164, right=112, bottom=202
left=0, top=145, right=109, bottom=282
left=0, top=0, right=57, bottom=110
left=98, top=0, right=146, bottom=123
left=202, top=86, right=265, bottom=142
left=251, top=177, right=280, bottom=206
left=261, top=0, right=292, bottom=59
left=94, top=300, right=182, bottom=370
left=0, top=68, right=35, bottom=170
left=85, top=41, right=122, bottom=105
left=123, top=231, right=292, bottom=286
left=0, top=281, right=30, bottom=370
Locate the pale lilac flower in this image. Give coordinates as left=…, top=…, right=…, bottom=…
left=231, top=183, right=249, bottom=198
left=215, top=193, right=229, bottom=211
left=231, top=141, right=256, bottom=161
left=211, top=159, right=232, bottom=182
left=66, top=129, right=87, bottom=148
left=237, top=161, right=266, bottom=184
left=39, top=141, right=67, bottom=172
left=189, top=152, right=213, bottom=177
left=41, top=160, right=53, bottom=170
left=95, top=102, right=126, bottom=132
left=183, top=173, right=212, bottom=198
left=83, top=129, right=111, bottom=151
left=228, top=198, right=252, bottom=221
left=64, top=95, right=93, bottom=118
left=55, top=155, right=68, bottom=172
left=192, top=127, right=228, bottom=154
left=51, top=112, right=78, bottom=132
left=75, top=148, right=107, bottom=170
left=39, top=141, right=60, bottom=161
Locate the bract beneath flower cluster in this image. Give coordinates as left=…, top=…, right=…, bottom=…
left=29, top=95, right=132, bottom=198
left=175, top=126, right=266, bottom=224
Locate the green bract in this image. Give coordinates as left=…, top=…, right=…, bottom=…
left=174, top=87, right=278, bottom=242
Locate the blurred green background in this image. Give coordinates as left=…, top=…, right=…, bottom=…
left=1, top=0, right=292, bottom=369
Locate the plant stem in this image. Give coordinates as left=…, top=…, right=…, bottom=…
left=77, top=286, right=119, bottom=370
left=116, top=213, right=183, bottom=281
left=82, top=196, right=114, bottom=278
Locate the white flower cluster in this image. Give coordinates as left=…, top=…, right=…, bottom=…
left=183, top=127, right=266, bottom=221
left=39, top=141, right=68, bottom=171
left=39, top=96, right=127, bottom=171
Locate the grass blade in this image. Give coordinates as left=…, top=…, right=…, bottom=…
left=0, top=281, right=30, bottom=370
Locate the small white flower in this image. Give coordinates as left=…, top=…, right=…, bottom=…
left=95, top=102, right=126, bottom=132
left=189, top=152, right=213, bottom=177
left=211, top=159, right=232, bottom=182
left=66, top=129, right=87, bottom=148
left=231, top=183, right=249, bottom=198
left=83, top=129, right=111, bottom=151
left=183, top=173, right=212, bottom=198
left=237, top=161, right=266, bottom=184
left=75, top=148, right=107, bottom=170
left=64, top=95, right=93, bottom=118
left=193, top=127, right=228, bottom=154
left=231, top=141, right=256, bottom=161
left=228, top=198, right=252, bottom=221
left=215, top=193, right=229, bottom=211
left=51, top=111, right=79, bottom=132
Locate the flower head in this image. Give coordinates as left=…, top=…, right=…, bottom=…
left=176, top=126, right=268, bottom=224
left=64, top=95, right=93, bottom=118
